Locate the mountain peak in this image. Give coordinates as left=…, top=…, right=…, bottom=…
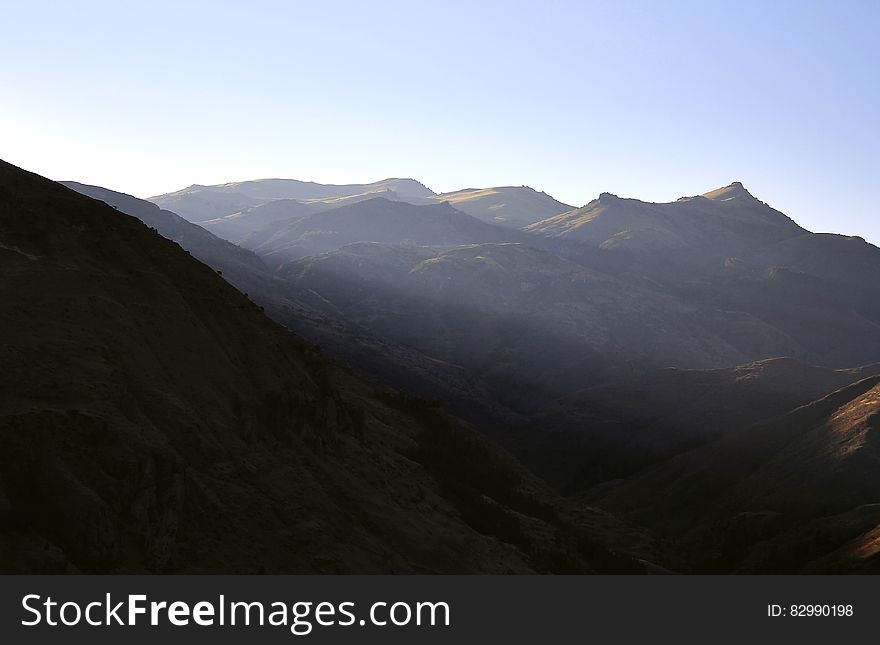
left=702, top=181, right=756, bottom=202
left=375, top=177, right=436, bottom=196
left=596, top=192, right=621, bottom=204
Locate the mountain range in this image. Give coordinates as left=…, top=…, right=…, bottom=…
left=2, top=161, right=660, bottom=573
left=3, top=160, right=879, bottom=573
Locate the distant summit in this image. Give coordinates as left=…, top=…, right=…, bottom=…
left=524, top=182, right=806, bottom=272
left=702, top=181, right=757, bottom=201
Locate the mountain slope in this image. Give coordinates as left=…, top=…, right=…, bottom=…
left=587, top=376, right=880, bottom=572
left=145, top=187, right=263, bottom=223
left=59, top=181, right=311, bottom=329
left=278, top=240, right=824, bottom=418
left=0, top=161, right=653, bottom=574
left=196, top=198, right=321, bottom=243
left=279, top=238, right=873, bottom=388
left=246, top=197, right=521, bottom=268
left=432, top=186, right=573, bottom=228
left=62, top=181, right=269, bottom=274
left=746, top=232, right=880, bottom=322
left=513, top=358, right=880, bottom=490
left=564, top=358, right=880, bottom=442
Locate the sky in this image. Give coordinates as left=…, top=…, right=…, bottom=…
left=1, top=0, right=877, bottom=241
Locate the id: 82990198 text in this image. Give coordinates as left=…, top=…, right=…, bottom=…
left=767, top=604, right=853, bottom=617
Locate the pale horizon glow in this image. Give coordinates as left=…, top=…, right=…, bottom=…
left=1, top=0, right=878, bottom=242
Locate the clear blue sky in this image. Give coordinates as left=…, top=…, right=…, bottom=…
left=1, top=0, right=877, bottom=241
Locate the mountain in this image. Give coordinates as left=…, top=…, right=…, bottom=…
left=515, top=183, right=880, bottom=367
left=0, top=160, right=656, bottom=574
left=431, top=186, right=573, bottom=228
left=243, top=197, right=522, bottom=268
left=587, top=376, right=880, bottom=572
left=525, top=182, right=806, bottom=275
left=151, top=178, right=435, bottom=222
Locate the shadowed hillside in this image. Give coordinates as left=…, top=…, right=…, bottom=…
left=509, top=358, right=880, bottom=491
left=588, top=376, right=880, bottom=572
left=0, top=161, right=656, bottom=574
left=62, top=181, right=272, bottom=283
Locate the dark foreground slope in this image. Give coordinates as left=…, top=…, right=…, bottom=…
left=0, top=161, right=654, bottom=574
left=60, top=181, right=276, bottom=294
